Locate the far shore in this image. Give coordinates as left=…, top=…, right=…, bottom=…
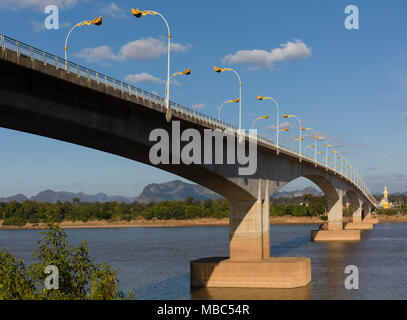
left=0, top=214, right=404, bottom=230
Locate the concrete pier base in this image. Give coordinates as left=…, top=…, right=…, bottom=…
left=191, top=284, right=312, bottom=300
left=190, top=257, right=311, bottom=289
left=311, top=229, right=360, bottom=241
left=364, top=218, right=379, bottom=224
left=364, top=212, right=379, bottom=224
left=345, top=222, right=373, bottom=230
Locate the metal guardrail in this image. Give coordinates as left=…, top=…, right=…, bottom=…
left=0, top=34, right=377, bottom=206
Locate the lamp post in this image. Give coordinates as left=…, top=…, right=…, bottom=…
left=257, top=96, right=279, bottom=153
left=251, top=115, right=269, bottom=129
left=131, top=8, right=172, bottom=122
left=283, top=114, right=303, bottom=159
left=331, top=150, right=339, bottom=172
left=166, top=67, right=191, bottom=98
left=344, top=161, right=349, bottom=177
left=323, top=144, right=332, bottom=170
left=64, top=16, right=103, bottom=70
left=301, top=127, right=323, bottom=166
left=338, top=155, right=344, bottom=174
left=218, top=98, right=239, bottom=121
left=214, top=67, right=242, bottom=129
left=317, top=151, right=324, bottom=163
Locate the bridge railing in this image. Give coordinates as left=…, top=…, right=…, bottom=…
left=0, top=34, right=377, bottom=206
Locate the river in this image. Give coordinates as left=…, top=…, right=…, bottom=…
left=1, top=223, right=406, bottom=299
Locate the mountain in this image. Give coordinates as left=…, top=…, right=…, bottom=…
left=136, top=180, right=221, bottom=203
left=0, top=182, right=322, bottom=204
left=0, top=194, right=28, bottom=203
left=271, top=187, right=322, bottom=199
left=29, top=190, right=136, bottom=203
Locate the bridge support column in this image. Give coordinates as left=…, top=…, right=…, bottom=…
left=191, top=181, right=311, bottom=289
left=363, top=204, right=379, bottom=224
left=311, top=189, right=360, bottom=241
left=327, top=191, right=344, bottom=231
left=345, top=200, right=373, bottom=230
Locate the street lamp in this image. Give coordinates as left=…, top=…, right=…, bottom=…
left=323, top=144, right=332, bottom=169
left=214, top=67, right=242, bottom=129
left=331, top=150, right=339, bottom=172
left=131, top=8, right=172, bottom=122
left=283, top=114, right=303, bottom=159
left=165, top=67, right=191, bottom=97
left=257, top=96, right=279, bottom=153
left=251, top=115, right=269, bottom=129
left=338, top=155, right=344, bottom=174
left=64, top=16, right=103, bottom=69
left=344, top=161, right=349, bottom=177
left=301, top=127, right=324, bottom=166
left=218, top=98, right=239, bottom=121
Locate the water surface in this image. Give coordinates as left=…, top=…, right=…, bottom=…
left=1, top=223, right=406, bottom=299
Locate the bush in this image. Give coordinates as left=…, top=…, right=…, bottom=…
left=292, top=205, right=308, bottom=217
left=0, top=223, right=133, bottom=300
left=0, top=249, right=36, bottom=299
left=320, top=216, right=328, bottom=221
left=2, top=217, right=27, bottom=226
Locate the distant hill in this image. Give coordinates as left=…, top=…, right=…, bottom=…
left=271, top=186, right=322, bottom=199
left=136, top=180, right=221, bottom=203
left=30, top=190, right=135, bottom=203
left=0, top=181, right=323, bottom=204
left=0, top=194, right=28, bottom=203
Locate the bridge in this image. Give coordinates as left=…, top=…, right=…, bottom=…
left=0, top=34, right=378, bottom=289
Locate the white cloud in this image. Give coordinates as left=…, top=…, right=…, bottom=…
left=100, top=2, right=126, bottom=18
left=125, top=73, right=180, bottom=86
left=74, top=45, right=117, bottom=63
left=125, top=73, right=164, bottom=84
left=30, top=20, right=70, bottom=32
left=191, top=103, right=206, bottom=109
left=267, top=121, right=290, bottom=130
left=222, top=39, right=312, bottom=70
left=0, top=0, right=79, bottom=10
left=74, top=37, right=191, bottom=63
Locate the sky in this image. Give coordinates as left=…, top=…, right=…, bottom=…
left=0, top=0, right=406, bottom=197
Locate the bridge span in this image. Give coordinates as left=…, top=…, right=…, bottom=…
left=0, top=35, right=378, bottom=288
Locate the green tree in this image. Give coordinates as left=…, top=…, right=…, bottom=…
left=0, top=223, right=131, bottom=300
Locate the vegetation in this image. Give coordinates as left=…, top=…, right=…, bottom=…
left=270, top=194, right=327, bottom=217
left=0, top=194, right=330, bottom=226
left=0, top=222, right=134, bottom=300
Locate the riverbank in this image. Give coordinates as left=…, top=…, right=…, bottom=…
left=0, top=214, right=403, bottom=230
left=0, top=216, right=324, bottom=230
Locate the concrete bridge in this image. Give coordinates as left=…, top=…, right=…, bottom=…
left=0, top=35, right=378, bottom=288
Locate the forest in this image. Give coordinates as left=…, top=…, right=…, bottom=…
left=3, top=194, right=406, bottom=226
left=0, top=194, right=331, bottom=226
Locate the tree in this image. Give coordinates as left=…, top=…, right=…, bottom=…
left=0, top=223, right=131, bottom=300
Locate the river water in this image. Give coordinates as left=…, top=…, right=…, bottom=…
left=1, top=223, right=406, bottom=300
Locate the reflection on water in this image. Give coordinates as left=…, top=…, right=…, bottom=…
left=191, top=285, right=312, bottom=300
left=1, top=223, right=407, bottom=299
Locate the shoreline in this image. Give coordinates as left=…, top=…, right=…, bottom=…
left=0, top=216, right=323, bottom=230
left=0, top=214, right=404, bottom=230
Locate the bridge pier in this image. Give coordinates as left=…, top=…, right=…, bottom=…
left=345, top=198, right=373, bottom=230
left=363, top=204, right=379, bottom=224
left=311, top=189, right=360, bottom=241
left=191, top=181, right=311, bottom=289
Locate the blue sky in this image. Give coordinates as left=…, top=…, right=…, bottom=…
left=0, top=0, right=406, bottom=197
